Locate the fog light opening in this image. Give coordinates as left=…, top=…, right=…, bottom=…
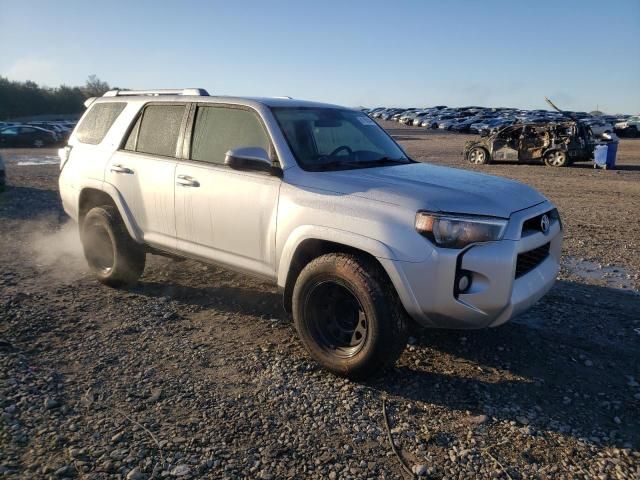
left=457, top=272, right=472, bottom=294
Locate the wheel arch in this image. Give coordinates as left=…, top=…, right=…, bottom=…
left=279, top=233, right=399, bottom=313
left=78, top=185, right=143, bottom=243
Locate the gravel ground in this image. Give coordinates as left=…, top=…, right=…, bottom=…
left=1, top=130, right=639, bottom=479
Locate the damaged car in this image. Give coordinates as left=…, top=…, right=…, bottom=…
left=463, top=121, right=595, bottom=167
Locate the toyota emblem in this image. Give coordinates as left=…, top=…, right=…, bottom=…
left=540, top=214, right=550, bottom=234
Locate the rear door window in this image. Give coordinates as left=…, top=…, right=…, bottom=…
left=76, top=102, right=126, bottom=144
left=190, top=106, right=271, bottom=165
left=133, top=104, right=185, bottom=157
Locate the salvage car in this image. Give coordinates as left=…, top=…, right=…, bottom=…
left=60, top=89, right=563, bottom=379
left=463, top=121, right=594, bottom=167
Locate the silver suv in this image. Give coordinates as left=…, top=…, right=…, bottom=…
left=59, top=89, right=562, bottom=378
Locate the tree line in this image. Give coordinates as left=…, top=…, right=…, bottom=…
left=0, top=75, right=112, bottom=121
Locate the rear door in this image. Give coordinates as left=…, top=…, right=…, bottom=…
left=107, top=103, right=188, bottom=250
left=19, top=127, right=39, bottom=146
left=174, top=104, right=281, bottom=279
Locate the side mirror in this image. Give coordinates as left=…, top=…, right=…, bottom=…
left=224, top=147, right=281, bottom=176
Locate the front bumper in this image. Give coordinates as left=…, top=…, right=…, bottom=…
left=380, top=202, right=562, bottom=329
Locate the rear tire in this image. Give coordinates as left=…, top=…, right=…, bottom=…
left=292, top=253, right=408, bottom=379
left=81, top=205, right=145, bottom=287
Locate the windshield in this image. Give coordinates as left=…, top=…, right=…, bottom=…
left=271, top=107, right=410, bottom=171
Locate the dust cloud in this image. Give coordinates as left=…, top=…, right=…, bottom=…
left=22, top=216, right=87, bottom=281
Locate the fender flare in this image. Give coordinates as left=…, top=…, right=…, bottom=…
left=78, top=179, right=144, bottom=243
left=276, top=225, right=397, bottom=288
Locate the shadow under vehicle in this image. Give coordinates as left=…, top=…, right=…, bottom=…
left=463, top=121, right=595, bottom=167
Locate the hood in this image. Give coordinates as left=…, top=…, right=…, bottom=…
left=291, top=163, right=546, bottom=218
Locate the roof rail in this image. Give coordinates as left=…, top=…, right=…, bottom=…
left=84, top=97, right=98, bottom=108
left=102, top=88, right=209, bottom=97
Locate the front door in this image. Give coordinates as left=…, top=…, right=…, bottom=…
left=175, top=104, right=280, bottom=279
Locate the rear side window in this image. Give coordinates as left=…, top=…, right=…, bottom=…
left=76, top=102, right=126, bottom=144
left=191, top=106, right=270, bottom=165
left=132, top=105, right=185, bottom=157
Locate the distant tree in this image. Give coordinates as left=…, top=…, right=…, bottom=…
left=0, top=75, right=117, bottom=120
left=83, top=75, right=110, bottom=97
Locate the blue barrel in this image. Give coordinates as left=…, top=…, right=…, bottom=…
left=594, top=144, right=608, bottom=168
left=605, top=142, right=618, bottom=169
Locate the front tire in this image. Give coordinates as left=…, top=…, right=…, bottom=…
left=292, top=253, right=408, bottom=379
left=81, top=206, right=145, bottom=287
left=467, top=146, right=490, bottom=165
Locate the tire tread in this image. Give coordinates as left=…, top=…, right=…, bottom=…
left=293, top=252, right=408, bottom=379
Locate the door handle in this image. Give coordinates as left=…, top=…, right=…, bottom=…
left=110, top=164, right=133, bottom=174
left=176, top=175, right=200, bottom=187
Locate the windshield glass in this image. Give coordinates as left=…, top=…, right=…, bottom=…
left=271, top=107, right=410, bottom=171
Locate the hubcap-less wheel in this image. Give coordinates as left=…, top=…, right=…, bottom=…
left=545, top=150, right=567, bottom=167
left=468, top=147, right=487, bottom=164
left=81, top=205, right=145, bottom=287
left=84, top=222, right=115, bottom=274
left=304, top=281, right=368, bottom=358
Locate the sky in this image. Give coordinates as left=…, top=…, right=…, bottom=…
left=1, top=0, right=639, bottom=113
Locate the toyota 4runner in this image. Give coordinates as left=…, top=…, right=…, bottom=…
left=59, top=89, right=563, bottom=378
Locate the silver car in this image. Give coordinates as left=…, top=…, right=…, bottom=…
left=59, top=89, right=562, bottom=378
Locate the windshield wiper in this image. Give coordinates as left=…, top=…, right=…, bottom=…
left=309, top=157, right=411, bottom=171
left=308, top=160, right=353, bottom=171
left=347, top=157, right=411, bottom=168
left=373, top=156, right=411, bottom=164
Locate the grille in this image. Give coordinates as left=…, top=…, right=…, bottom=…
left=522, top=209, right=563, bottom=236
left=515, top=243, right=550, bottom=278
left=522, top=211, right=550, bottom=234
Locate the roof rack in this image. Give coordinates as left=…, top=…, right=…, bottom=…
left=102, top=88, right=209, bottom=97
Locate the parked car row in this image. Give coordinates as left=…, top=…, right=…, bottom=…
left=0, top=119, right=77, bottom=148
left=614, top=115, right=640, bottom=137
left=363, top=106, right=636, bottom=137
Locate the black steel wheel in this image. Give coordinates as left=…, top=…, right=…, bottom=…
left=292, top=253, right=408, bottom=379
left=305, top=280, right=368, bottom=358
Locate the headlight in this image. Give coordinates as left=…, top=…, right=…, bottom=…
left=415, top=212, right=508, bottom=249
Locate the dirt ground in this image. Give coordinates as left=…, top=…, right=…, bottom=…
left=1, top=126, right=639, bottom=479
